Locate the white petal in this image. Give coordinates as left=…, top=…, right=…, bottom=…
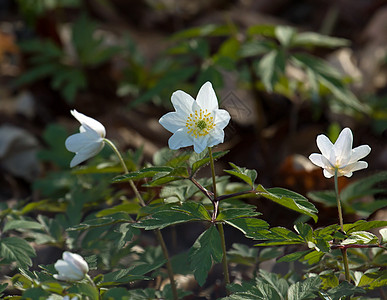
left=171, top=90, right=195, bottom=114
left=193, top=135, right=210, bottom=153
left=63, top=252, right=89, bottom=274
left=214, top=109, right=231, bottom=130
left=196, top=82, right=219, bottom=111
left=159, top=112, right=187, bottom=133
left=168, top=128, right=192, bottom=150
left=316, top=134, right=333, bottom=159
left=65, top=130, right=101, bottom=153
left=341, top=161, right=368, bottom=175
left=71, top=110, right=105, bottom=137
left=349, top=145, right=371, bottom=164
left=308, top=154, right=325, bottom=168
left=323, top=169, right=335, bottom=178
left=69, top=141, right=104, bottom=167
left=207, top=128, right=225, bottom=148
left=333, top=128, right=353, bottom=166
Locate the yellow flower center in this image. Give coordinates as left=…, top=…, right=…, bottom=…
left=186, top=109, right=215, bottom=138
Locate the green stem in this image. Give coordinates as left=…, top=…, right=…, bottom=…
left=86, top=274, right=101, bottom=300
left=334, top=169, right=344, bottom=231
left=208, top=147, right=217, bottom=200
left=104, top=138, right=146, bottom=207
left=217, top=223, right=230, bottom=288
left=104, top=138, right=177, bottom=299
left=208, top=147, right=230, bottom=290
left=334, top=169, right=350, bottom=282
left=156, top=229, right=179, bottom=300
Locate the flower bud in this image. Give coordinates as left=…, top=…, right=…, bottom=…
left=54, top=251, right=89, bottom=282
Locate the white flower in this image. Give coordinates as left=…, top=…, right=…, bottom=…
left=54, top=251, right=89, bottom=282
left=309, top=127, right=371, bottom=178
left=65, top=110, right=106, bottom=167
left=159, top=81, right=231, bottom=153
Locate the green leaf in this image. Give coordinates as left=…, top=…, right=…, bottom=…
left=341, top=231, right=379, bottom=245
left=257, top=186, right=318, bottom=222
left=277, top=250, right=312, bottom=263
left=254, top=226, right=304, bottom=246
left=287, top=276, right=321, bottom=300
left=292, top=32, right=349, bottom=48
left=344, top=220, right=387, bottom=233
left=247, top=24, right=276, bottom=37
left=225, top=218, right=269, bottom=237
left=217, top=206, right=262, bottom=221
left=257, top=49, right=286, bottom=92
left=112, top=166, right=174, bottom=183
left=294, top=222, right=313, bottom=241
left=0, top=237, right=36, bottom=268
left=357, top=269, right=387, bottom=289
left=191, top=150, right=229, bottom=175
left=189, top=225, right=223, bottom=286
left=275, top=26, right=296, bottom=47
left=224, top=163, right=257, bottom=188
left=68, top=282, right=99, bottom=299
left=66, top=213, right=131, bottom=231
left=173, top=202, right=211, bottom=221
left=172, top=24, right=232, bottom=39
left=307, top=190, right=337, bottom=207
left=3, top=220, right=44, bottom=232
left=239, top=40, right=275, bottom=58
left=326, top=281, right=366, bottom=299
left=134, top=210, right=200, bottom=230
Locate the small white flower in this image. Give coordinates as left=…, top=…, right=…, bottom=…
left=54, top=251, right=89, bottom=282
left=159, top=81, right=231, bottom=153
left=309, top=127, right=371, bottom=178
left=65, top=110, right=106, bottom=167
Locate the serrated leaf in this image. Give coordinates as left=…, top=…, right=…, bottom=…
left=225, top=218, right=269, bottom=237
left=326, top=281, right=366, bottom=299
left=258, top=186, right=318, bottom=222
left=277, top=250, right=312, bottom=263
left=307, top=190, right=337, bottom=207
left=358, top=269, right=387, bottom=289
left=0, top=237, right=36, bottom=268
left=344, top=220, right=387, bottom=233
left=172, top=202, right=211, bottom=221
left=133, top=210, right=200, bottom=230
left=275, top=26, right=296, bottom=47
left=292, top=32, right=349, bottom=48
left=294, top=222, right=313, bottom=241
left=341, top=231, right=379, bottom=245
left=257, top=49, right=286, bottom=92
left=3, top=220, right=44, bottom=232
left=189, top=226, right=223, bottom=286
left=112, top=167, right=173, bottom=183
left=225, top=163, right=257, bottom=188
left=66, top=213, right=131, bottom=231
left=68, top=282, right=99, bottom=299
left=217, top=207, right=261, bottom=221
left=254, top=226, right=304, bottom=246
left=287, top=276, right=321, bottom=300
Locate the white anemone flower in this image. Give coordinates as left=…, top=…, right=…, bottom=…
left=159, top=81, right=231, bottom=153
left=309, top=127, right=371, bottom=178
left=54, top=251, right=89, bottom=282
left=65, top=110, right=106, bottom=167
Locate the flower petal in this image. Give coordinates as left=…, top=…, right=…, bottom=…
left=207, top=127, right=225, bottom=148
left=171, top=90, right=195, bottom=114
left=214, top=109, right=231, bottom=130
left=168, top=128, right=192, bottom=150
left=65, top=130, right=101, bottom=153
left=308, top=153, right=325, bottom=168
left=69, top=141, right=104, bottom=167
left=316, top=134, right=333, bottom=159
left=323, top=169, right=335, bottom=178
left=193, top=135, right=210, bottom=153
left=159, top=112, right=186, bottom=133
left=349, top=145, right=371, bottom=164
left=341, top=161, right=368, bottom=175
left=71, top=110, right=105, bottom=137
left=333, top=127, right=353, bottom=166
left=196, top=81, right=219, bottom=111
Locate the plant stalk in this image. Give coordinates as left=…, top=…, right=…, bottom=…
left=334, top=169, right=350, bottom=283
left=208, top=147, right=230, bottom=291
left=105, top=138, right=178, bottom=299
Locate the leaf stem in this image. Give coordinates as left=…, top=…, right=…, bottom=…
left=104, top=138, right=178, bottom=299
left=208, top=147, right=230, bottom=291
left=334, top=169, right=350, bottom=283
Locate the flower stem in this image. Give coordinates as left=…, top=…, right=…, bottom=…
left=208, top=147, right=217, bottom=200
left=208, top=147, right=230, bottom=290
left=334, top=169, right=344, bottom=231
left=104, top=138, right=146, bottom=207
left=104, top=138, right=178, bottom=299
left=155, top=229, right=179, bottom=300
left=334, top=169, right=350, bottom=283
